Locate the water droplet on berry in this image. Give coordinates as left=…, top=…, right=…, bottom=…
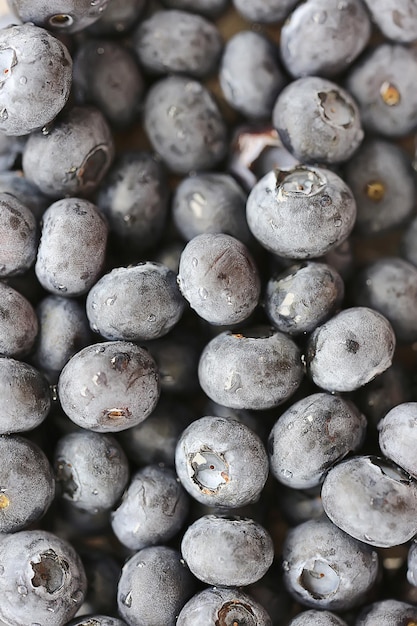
left=106, top=296, right=116, bottom=306
left=223, top=371, right=242, bottom=392
left=320, top=194, right=332, bottom=207
left=71, top=589, right=84, bottom=603
left=186, top=81, right=202, bottom=94
left=147, top=314, right=156, bottom=322
left=313, top=10, right=327, bottom=23
left=199, top=287, right=208, bottom=300
left=192, top=257, right=198, bottom=267
left=190, top=192, right=206, bottom=215
left=19, top=76, right=27, bottom=85
left=223, top=289, right=233, bottom=305
left=17, top=585, right=28, bottom=596
left=92, top=371, right=107, bottom=386
left=121, top=591, right=133, bottom=607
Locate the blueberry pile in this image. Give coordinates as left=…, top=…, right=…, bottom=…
left=2, top=1, right=417, bottom=625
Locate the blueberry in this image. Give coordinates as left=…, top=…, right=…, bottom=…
left=177, top=233, right=260, bottom=325
left=0, top=435, right=55, bottom=532
left=0, top=281, right=38, bottom=358
left=35, top=197, right=108, bottom=297
left=268, top=392, right=366, bottom=489
left=54, top=430, right=129, bottom=513
left=356, top=599, right=417, bottom=626
left=280, top=0, right=371, bottom=78
left=408, top=541, right=417, bottom=586
left=0, top=170, right=49, bottom=221
left=246, top=166, right=356, bottom=258
left=144, top=75, right=227, bottom=174
left=117, top=546, right=195, bottom=626
left=400, top=214, right=417, bottom=268
left=23, top=106, right=115, bottom=199
left=58, top=340, right=160, bottom=433
left=134, top=9, right=223, bottom=78
left=96, top=151, right=169, bottom=251
left=86, top=262, right=185, bottom=341
left=321, top=455, right=417, bottom=547
left=288, top=610, right=348, bottom=626
left=378, top=403, right=417, bottom=479
left=282, top=516, right=379, bottom=610
left=0, top=529, right=87, bottom=625
left=0, top=131, right=25, bottom=171
left=177, top=587, right=272, bottom=625
left=0, top=192, right=37, bottom=277
left=175, top=415, right=269, bottom=508
left=181, top=514, right=274, bottom=586
left=87, top=0, right=147, bottom=36
left=219, top=31, right=286, bottom=120
left=111, top=465, right=189, bottom=550
left=73, top=39, right=144, bottom=129
left=233, top=0, right=298, bottom=23
left=265, top=262, right=344, bottom=335
left=353, top=257, right=417, bottom=343
left=0, top=23, right=72, bottom=136
left=9, top=0, right=110, bottom=33
left=0, top=356, right=51, bottom=434
left=198, top=326, right=303, bottom=410
left=343, top=138, right=416, bottom=235
left=273, top=76, right=364, bottom=164
left=32, top=295, right=91, bottom=381
left=172, top=172, right=251, bottom=244
left=306, top=307, right=396, bottom=392
left=346, top=44, right=417, bottom=137
left=362, top=0, right=417, bottom=43
left=67, top=617, right=127, bottom=626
